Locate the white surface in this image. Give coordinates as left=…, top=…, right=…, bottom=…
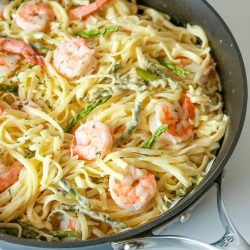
left=162, top=0, right=250, bottom=246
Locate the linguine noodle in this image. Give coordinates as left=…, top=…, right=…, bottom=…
left=0, top=0, right=228, bottom=241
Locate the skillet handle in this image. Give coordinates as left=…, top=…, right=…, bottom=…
left=111, top=176, right=250, bottom=250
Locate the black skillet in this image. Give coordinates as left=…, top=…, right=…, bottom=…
left=0, top=0, right=248, bottom=249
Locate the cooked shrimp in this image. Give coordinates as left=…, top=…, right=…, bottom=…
left=0, top=53, right=21, bottom=77
left=71, top=121, right=113, bottom=161
left=109, top=167, right=157, bottom=211
left=16, top=1, right=55, bottom=32
left=177, top=56, right=215, bottom=84
left=0, top=38, right=43, bottom=68
left=0, top=105, right=5, bottom=116
left=69, top=0, right=110, bottom=20
left=149, top=95, right=195, bottom=145
left=53, top=38, right=97, bottom=79
left=0, top=162, right=23, bottom=193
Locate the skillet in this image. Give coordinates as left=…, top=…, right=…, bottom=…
left=0, top=0, right=248, bottom=249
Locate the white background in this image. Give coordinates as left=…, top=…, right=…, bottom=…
left=163, top=0, right=250, bottom=246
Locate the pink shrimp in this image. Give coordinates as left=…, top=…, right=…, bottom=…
left=109, top=167, right=157, bottom=211
left=16, top=1, right=55, bottom=32
left=0, top=38, right=43, bottom=67
left=70, top=121, right=113, bottom=161
left=149, top=95, right=195, bottom=145
left=0, top=105, right=5, bottom=116
left=53, top=38, right=97, bottom=79
left=69, top=0, right=110, bottom=20
left=0, top=162, right=23, bottom=193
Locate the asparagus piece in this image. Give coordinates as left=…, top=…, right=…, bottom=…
left=50, top=230, right=81, bottom=240
left=143, top=125, right=168, bottom=149
left=76, top=25, right=120, bottom=38
left=61, top=204, right=127, bottom=229
left=59, top=180, right=90, bottom=209
left=116, top=91, right=143, bottom=145
left=0, top=227, right=18, bottom=237
left=59, top=180, right=127, bottom=229
left=136, top=68, right=158, bottom=81
left=158, top=58, right=192, bottom=76
left=64, top=95, right=112, bottom=133
left=19, top=223, right=58, bottom=241
left=176, top=184, right=194, bottom=197
left=0, top=84, right=18, bottom=93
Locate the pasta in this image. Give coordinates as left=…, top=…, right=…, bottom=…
left=0, top=0, right=228, bottom=241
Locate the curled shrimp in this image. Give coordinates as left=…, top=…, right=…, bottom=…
left=0, top=38, right=43, bottom=69
left=149, top=95, right=195, bottom=145
left=53, top=38, right=97, bottom=79
left=0, top=162, right=23, bottom=193
left=16, top=1, right=55, bottom=32
left=70, top=121, right=113, bottom=161
left=69, top=0, right=110, bottom=20
left=109, top=167, right=157, bottom=211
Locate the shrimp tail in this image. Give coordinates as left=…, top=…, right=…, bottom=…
left=23, top=51, right=44, bottom=66
left=69, top=0, right=110, bottom=20
left=32, top=54, right=44, bottom=67
left=0, top=38, right=44, bottom=67
left=22, top=48, right=44, bottom=66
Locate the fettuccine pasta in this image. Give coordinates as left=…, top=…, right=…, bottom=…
left=0, top=0, right=228, bottom=241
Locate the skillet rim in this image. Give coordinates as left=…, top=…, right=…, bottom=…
left=0, top=0, right=247, bottom=248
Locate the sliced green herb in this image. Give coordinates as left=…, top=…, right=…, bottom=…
left=112, top=62, right=121, bottom=74
left=192, top=83, right=199, bottom=89
left=24, top=148, right=35, bottom=159
left=76, top=25, right=120, bottom=38
left=64, top=95, right=112, bottom=133
left=159, top=58, right=192, bottom=76
left=143, top=125, right=168, bottom=149
left=0, top=84, right=18, bottom=93
left=95, top=151, right=101, bottom=156
left=136, top=68, right=158, bottom=81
